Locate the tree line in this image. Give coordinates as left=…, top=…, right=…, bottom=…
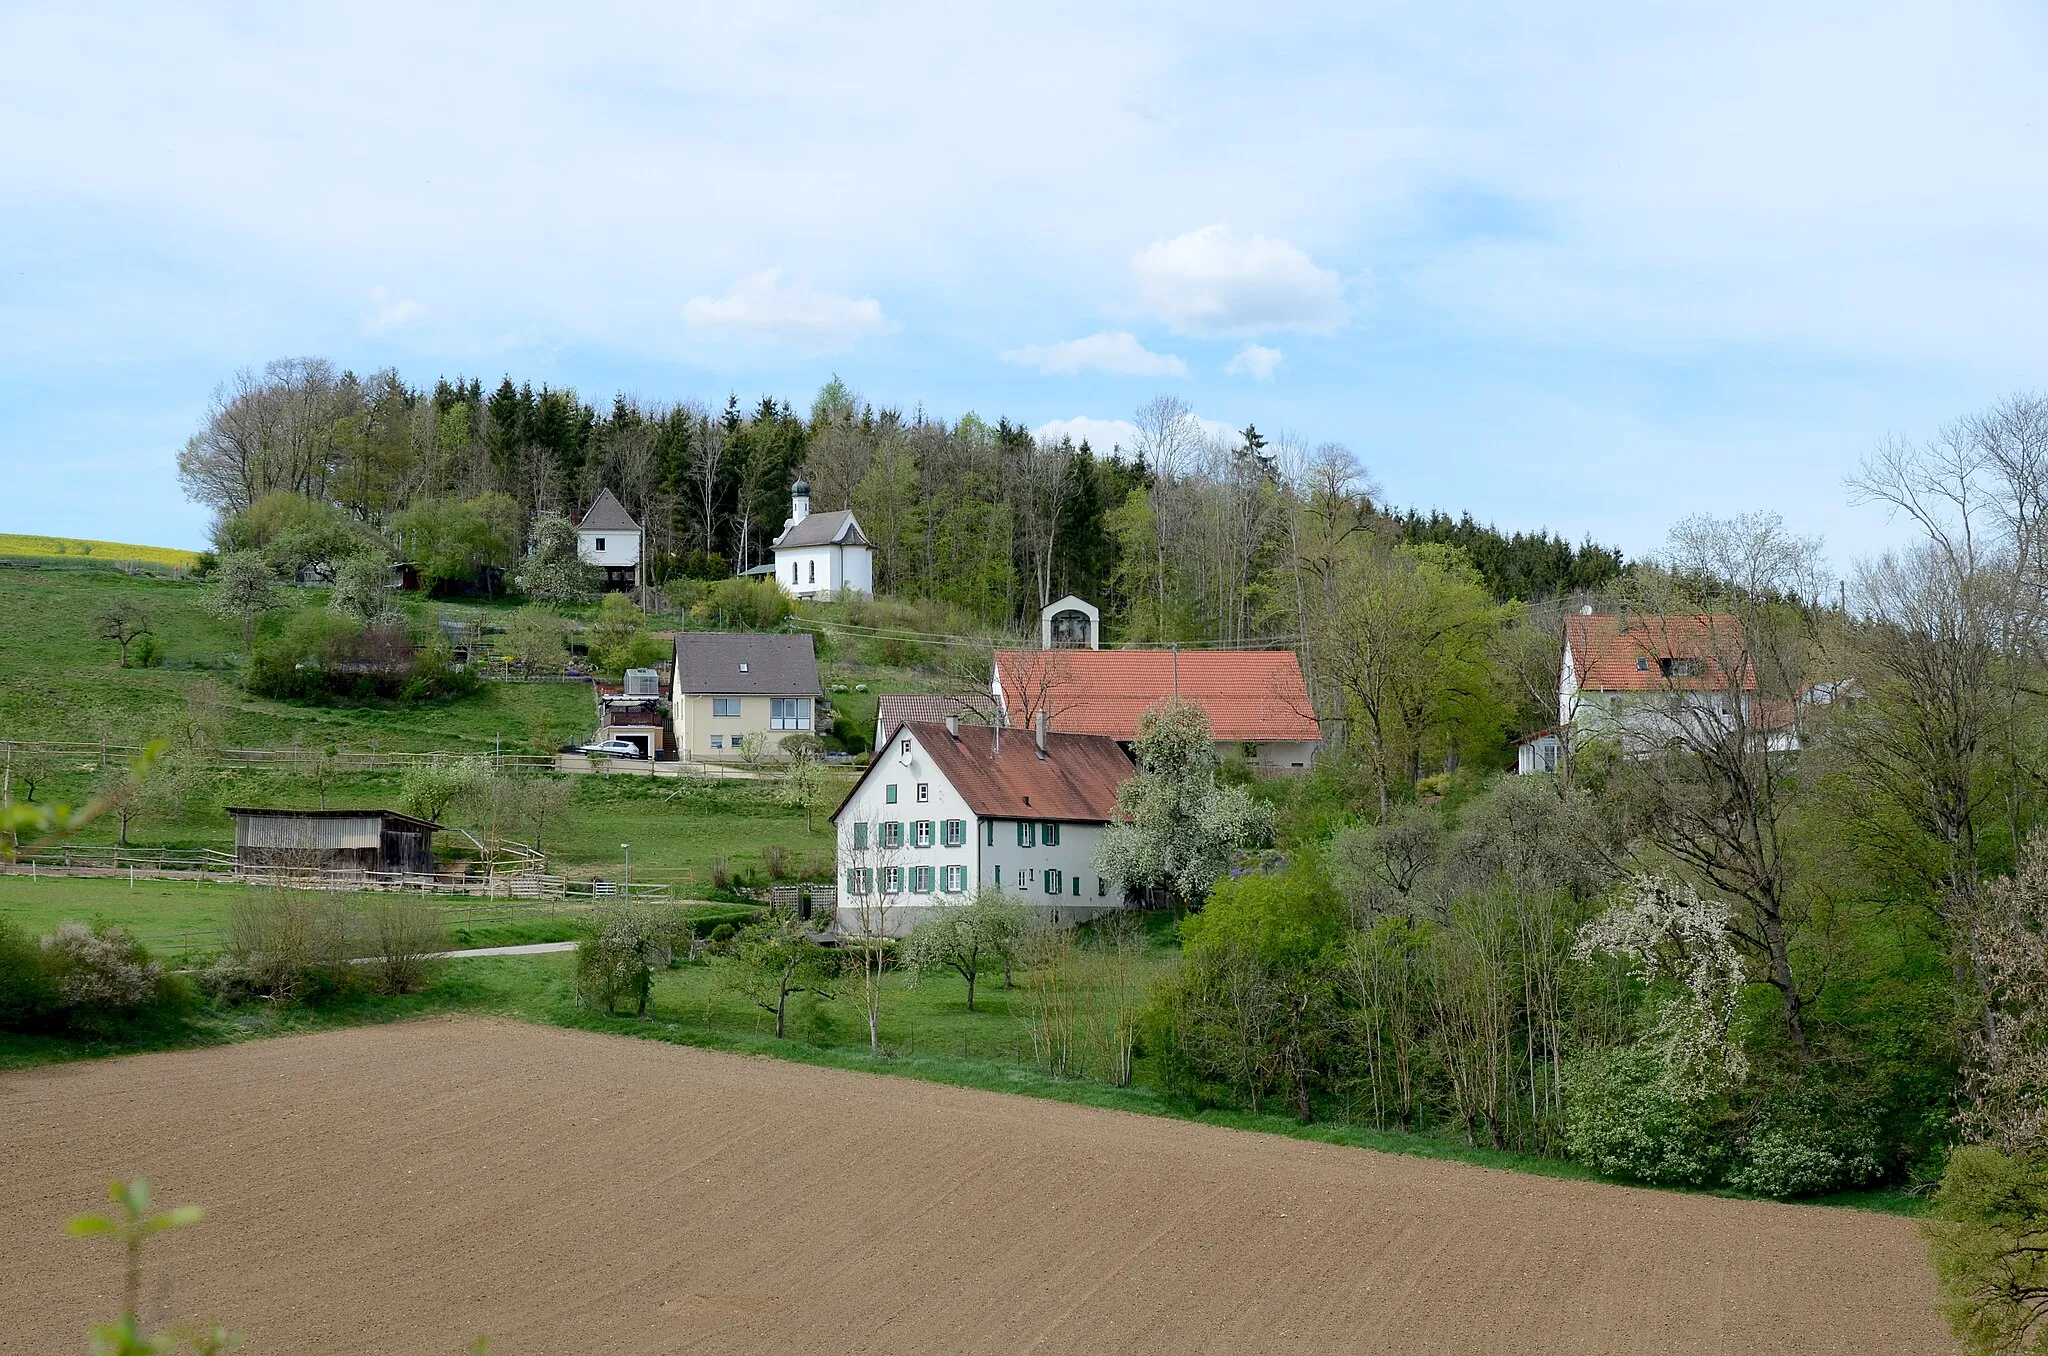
left=176, top=360, right=1624, bottom=635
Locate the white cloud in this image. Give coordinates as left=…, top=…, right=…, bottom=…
left=1133, top=225, right=1347, bottom=337
left=365, top=285, right=421, bottom=331
left=682, top=269, right=890, bottom=352
left=1034, top=416, right=1139, bottom=453
left=1000, top=331, right=1187, bottom=377
left=1224, top=343, right=1284, bottom=380
left=1034, top=412, right=1243, bottom=455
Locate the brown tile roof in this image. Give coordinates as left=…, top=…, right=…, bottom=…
left=992, top=649, right=1320, bottom=743
left=773, top=508, right=871, bottom=550
left=875, top=692, right=993, bottom=733
left=576, top=488, right=641, bottom=532
left=841, top=721, right=1133, bottom=824
left=1563, top=614, right=1756, bottom=693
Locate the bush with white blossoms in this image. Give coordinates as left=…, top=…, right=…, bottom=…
left=40, top=923, right=165, bottom=1013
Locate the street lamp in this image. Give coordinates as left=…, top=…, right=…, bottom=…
left=622, top=843, right=631, bottom=897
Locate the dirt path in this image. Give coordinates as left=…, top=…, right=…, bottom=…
left=0, top=1018, right=1951, bottom=1354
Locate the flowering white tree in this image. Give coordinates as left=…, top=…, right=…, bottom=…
left=1573, top=875, right=1748, bottom=1091
left=1095, top=700, right=1273, bottom=908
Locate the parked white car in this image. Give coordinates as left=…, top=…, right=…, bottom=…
left=580, top=738, right=646, bottom=759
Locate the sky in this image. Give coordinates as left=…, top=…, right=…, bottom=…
left=4, top=2, right=2046, bottom=563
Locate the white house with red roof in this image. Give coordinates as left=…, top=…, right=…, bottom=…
left=831, top=715, right=1135, bottom=937
left=1534, top=609, right=1788, bottom=765
left=991, top=614, right=1321, bottom=775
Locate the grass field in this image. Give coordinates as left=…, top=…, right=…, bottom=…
left=0, top=875, right=601, bottom=955
left=0, top=567, right=594, bottom=751
left=0, top=533, right=200, bottom=569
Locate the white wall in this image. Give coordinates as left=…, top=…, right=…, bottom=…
left=774, top=542, right=872, bottom=599
left=578, top=529, right=641, bottom=568
left=834, top=725, right=1119, bottom=937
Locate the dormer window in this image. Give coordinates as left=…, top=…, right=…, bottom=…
left=594, top=537, right=605, bottom=551
left=1660, top=658, right=1702, bottom=679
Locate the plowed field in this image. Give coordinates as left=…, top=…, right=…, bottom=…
left=0, top=1019, right=1949, bottom=1354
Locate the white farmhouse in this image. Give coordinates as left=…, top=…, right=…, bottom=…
left=832, top=715, right=1134, bottom=937
left=576, top=488, right=642, bottom=591
left=770, top=480, right=873, bottom=599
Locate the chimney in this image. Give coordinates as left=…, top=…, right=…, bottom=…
left=1035, top=709, right=1048, bottom=759
left=946, top=714, right=960, bottom=740
left=790, top=479, right=811, bottom=526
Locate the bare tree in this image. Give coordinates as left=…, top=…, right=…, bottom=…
left=91, top=599, right=153, bottom=668
left=1015, top=434, right=1078, bottom=610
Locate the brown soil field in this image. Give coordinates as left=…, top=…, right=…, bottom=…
left=1, top=1018, right=1951, bottom=1355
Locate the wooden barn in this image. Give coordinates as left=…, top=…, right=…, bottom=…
left=226, top=807, right=442, bottom=876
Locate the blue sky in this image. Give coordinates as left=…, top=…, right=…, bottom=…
left=4, top=2, right=2045, bottom=562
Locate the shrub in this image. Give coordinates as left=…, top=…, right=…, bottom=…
left=221, top=891, right=352, bottom=1003
left=128, top=634, right=165, bottom=668
left=1560, top=1045, right=1728, bottom=1186
left=575, top=903, right=692, bottom=1015
left=0, top=916, right=60, bottom=1031
left=356, top=897, right=450, bottom=995
left=1726, top=1088, right=1886, bottom=1198
left=762, top=842, right=792, bottom=880
left=702, top=577, right=791, bottom=629
left=710, top=857, right=734, bottom=890
left=41, top=924, right=165, bottom=1012
left=38, top=923, right=180, bottom=1034
left=247, top=612, right=475, bottom=705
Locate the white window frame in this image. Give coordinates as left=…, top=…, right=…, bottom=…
left=883, top=866, right=903, bottom=894
left=942, top=864, right=967, bottom=893
left=916, top=783, right=929, bottom=802
left=770, top=697, right=812, bottom=731
left=943, top=819, right=964, bottom=847
left=881, top=821, right=904, bottom=849
left=712, top=697, right=741, bottom=718
left=914, top=820, right=934, bottom=848
left=911, top=865, right=934, bottom=894
left=1045, top=869, right=1063, bottom=895
left=709, top=734, right=723, bottom=749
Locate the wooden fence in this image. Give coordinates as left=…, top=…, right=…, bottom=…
left=0, top=739, right=790, bottom=781
left=0, top=740, right=556, bottom=773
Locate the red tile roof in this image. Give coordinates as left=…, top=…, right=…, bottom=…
left=1564, top=614, right=1756, bottom=693
left=992, top=649, right=1321, bottom=743
left=839, top=720, right=1133, bottom=824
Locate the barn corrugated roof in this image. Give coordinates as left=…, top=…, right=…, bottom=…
left=992, top=649, right=1321, bottom=743
left=773, top=509, right=871, bottom=550
left=224, top=807, right=443, bottom=833
left=577, top=489, right=641, bottom=533
left=1564, top=614, right=1756, bottom=693
left=839, top=721, right=1133, bottom=824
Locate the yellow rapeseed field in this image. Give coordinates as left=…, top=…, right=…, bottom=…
left=0, top=533, right=199, bottom=569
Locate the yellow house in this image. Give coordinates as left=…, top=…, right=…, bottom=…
left=671, top=631, right=825, bottom=760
